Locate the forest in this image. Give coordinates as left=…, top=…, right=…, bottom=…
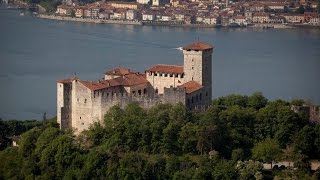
left=0, top=92, right=320, bottom=179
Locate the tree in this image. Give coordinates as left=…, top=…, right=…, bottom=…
left=236, top=160, right=263, bottom=180
left=317, top=2, right=320, bottom=13
left=179, top=122, right=199, bottom=154
left=284, top=6, right=289, bottom=13
left=162, top=123, right=181, bottom=154
left=252, top=138, right=282, bottom=169
left=212, top=159, right=237, bottom=179
left=297, top=5, right=305, bottom=14
left=305, top=2, right=312, bottom=12
left=247, top=92, right=268, bottom=110
left=293, top=125, right=315, bottom=157
left=212, top=94, right=248, bottom=108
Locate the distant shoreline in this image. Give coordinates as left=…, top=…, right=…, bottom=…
left=37, top=14, right=142, bottom=25
left=36, top=14, right=303, bottom=29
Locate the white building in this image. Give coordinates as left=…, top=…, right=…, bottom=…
left=310, top=16, right=320, bottom=25
left=203, top=16, right=218, bottom=25
left=126, top=10, right=137, bottom=20
left=142, top=13, right=155, bottom=21
left=137, top=0, right=150, bottom=4
left=160, top=15, right=172, bottom=21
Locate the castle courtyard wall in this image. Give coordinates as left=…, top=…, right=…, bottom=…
left=146, top=72, right=184, bottom=94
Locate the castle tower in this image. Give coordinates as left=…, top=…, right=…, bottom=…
left=182, top=42, right=214, bottom=105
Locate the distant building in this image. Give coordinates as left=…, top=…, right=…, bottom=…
left=142, top=12, right=155, bottom=21
left=252, top=12, right=269, bottom=23
left=126, top=10, right=137, bottom=20
left=283, top=14, right=304, bottom=23
left=55, top=5, right=73, bottom=16
left=75, top=6, right=85, bottom=18
left=9, top=135, right=20, bottom=147
left=137, top=0, right=150, bottom=5
left=291, top=103, right=320, bottom=124
left=57, top=42, right=214, bottom=132
left=109, top=1, right=141, bottom=10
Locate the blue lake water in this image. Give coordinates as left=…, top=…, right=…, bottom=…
left=1, top=7, right=320, bottom=120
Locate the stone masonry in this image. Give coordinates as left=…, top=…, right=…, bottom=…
left=57, top=42, right=214, bottom=132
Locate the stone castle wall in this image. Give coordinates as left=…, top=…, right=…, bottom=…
left=62, top=80, right=187, bottom=132
left=146, top=71, right=184, bottom=94
left=57, top=83, right=72, bottom=129
left=58, top=42, right=214, bottom=132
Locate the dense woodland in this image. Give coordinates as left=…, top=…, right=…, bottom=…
left=0, top=93, right=320, bottom=179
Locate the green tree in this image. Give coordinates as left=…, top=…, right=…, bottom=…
left=252, top=138, right=282, bottom=168
left=236, top=160, right=263, bottom=180
left=212, top=159, right=237, bottom=180
left=247, top=92, right=268, bottom=110
left=212, top=94, right=248, bottom=108
left=179, top=122, right=199, bottom=154
left=162, top=123, right=181, bottom=154
left=297, top=5, right=305, bottom=14
left=0, top=147, right=23, bottom=179
left=293, top=125, right=315, bottom=157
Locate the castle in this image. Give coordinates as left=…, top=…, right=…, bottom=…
left=57, top=42, right=214, bottom=132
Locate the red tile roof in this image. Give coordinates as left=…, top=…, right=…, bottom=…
left=105, top=67, right=135, bottom=76
left=146, top=64, right=184, bottom=74
left=80, top=73, right=148, bottom=91
left=179, top=81, right=203, bottom=94
left=183, top=42, right=214, bottom=51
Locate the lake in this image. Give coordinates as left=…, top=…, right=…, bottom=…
left=1, top=7, right=320, bottom=120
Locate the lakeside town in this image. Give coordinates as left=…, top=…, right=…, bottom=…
left=4, top=0, right=320, bottom=28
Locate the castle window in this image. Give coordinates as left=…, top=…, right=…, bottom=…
left=192, top=67, right=194, bottom=70
left=164, top=74, right=167, bottom=77
left=181, top=74, right=184, bottom=78
left=84, top=99, right=87, bottom=103
left=80, top=116, right=81, bottom=119
left=200, top=93, right=202, bottom=100
left=206, top=92, right=208, bottom=96
left=132, top=91, right=136, bottom=94
left=107, top=93, right=109, bottom=97
left=192, top=97, right=194, bottom=103
left=143, top=88, right=147, bottom=94
left=170, top=74, right=173, bottom=77
left=192, top=77, right=194, bottom=80
left=60, top=85, right=62, bottom=87
left=138, top=90, right=141, bottom=95
left=175, top=74, right=178, bottom=78
left=154, top=73, right=158, bottom=76
left=82, top=122, right=84, bottom=125
left=192, top=59, right=194, bottom=62
left=77, top=98, right=79, bottom=102
left=155, top=88, right=158, bottom=94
